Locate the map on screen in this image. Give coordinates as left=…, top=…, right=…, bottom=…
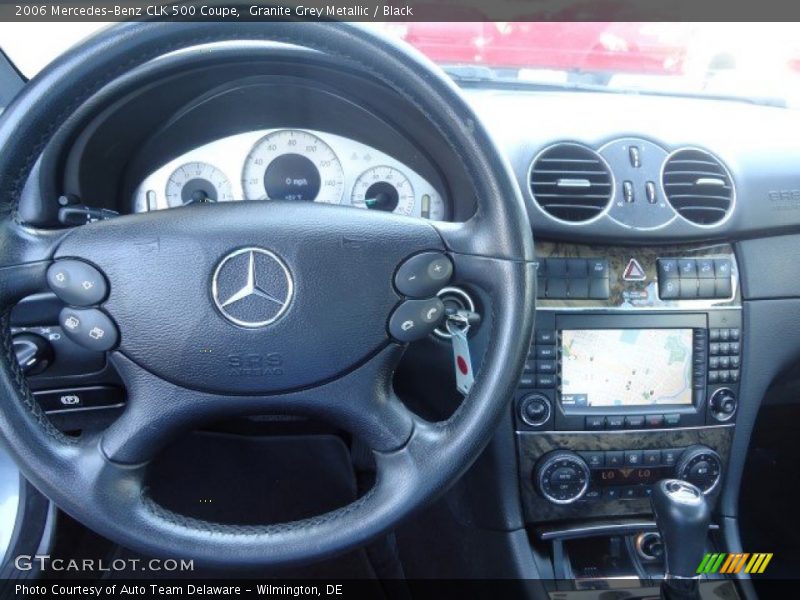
left=560, top=329, right=693, bottom=407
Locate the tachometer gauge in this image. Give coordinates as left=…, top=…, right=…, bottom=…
left=351, top=166, right=416, bottom=216
left=242, top=130, right=344, bottom=203
left=165, top=162, right=234, bottom=208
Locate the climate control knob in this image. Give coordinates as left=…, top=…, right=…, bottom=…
left=675, top=445, right=722, bottom=495
left=534, top=450, right=591, bottom=504
left=710, top=388, right=737, bottom=422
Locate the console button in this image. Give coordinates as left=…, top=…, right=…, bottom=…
left=709, top=343, right=721, bottom=356
left=536, top=374, right=557, bottom=388
left=657, top=259, right=679, bottom=280
left=697, top=279, right=715, bottom=298
left=715, top=277, right=732, bottom=298
left=579, top=451, right=605, bottom=468
left=567, top=278, right=589, bottom=299
left=584, top=488, right=602, bottom=501
left=697, top=259, right=715, bottom=279
left=719, top=328, right=731, bottom=342
left=623, top=180, right=635, bottom=203
left=535, top=346, right=557, bottom=360
left=518, top=375, right=536, bottom=388
left=709, top=329, right=721, bottom=342
left=730, top=369, right=740, bottom=382
left=729, top=342, right=740, bottom=355
left=59, top=307, right=119, bottom=352
left=537, top=360, right=556, bottom=374
left=545, top=258, right=568, bottom=277
left=719, top=342, right=731, bottom=355
left=605, top=451, right=624, bottom=467
left=709, top=356, right=720, bottom=369
left=625, top=415, right=645, bottom=429
left=729, top=328, right=740, bottom=341
left=567, top=259, right=588, bottom=277
left=588, top=259, right=609, bottom=278
left=714, top=258, right=732, bottom=278
left=708, top=371, right=720, bottom=384
left=629, top=145, right=641, bottom=167
left=662, top=448, right=682, bottom=466
left=645, top=414, right=665, bottom=428
left=394, top=252, right=453, bottom=298
left=678, top=259, right=697, bottom=278
left=550, top=466, right=579, bottom=486
left=718, top=370, right=730, bottom=383
left=520, top=395, right=551, bottom=427
left=546, top=279, right=568, bottom=299
left=625, top=450, right=643, bottom=466
left=606, top=415, right=625, bottom=430
left=659, top=279, right=680, bottom=300
left=586, top=416, right=606, bottom=430
left=536, top=330, right=557, bottom=345
left=664, top=414, right=681, bottom=427
left=643, top=450, right=662, bottom=466
left=718, top=356, right=730, bottom=369
left=730, top=356, right=741, bottom=368
left=621, top=486, right=638, bottom=499
left=604, top=487, right=620, bottom=500
left=35, top=385, right=125, bottom=412
left=47, top=260, right=108, bottom=306
left=645, top=181, right=657, bottom=204
left=679, top=279, right=698, bottom=299
left=589, top=277, right=611, bottom=299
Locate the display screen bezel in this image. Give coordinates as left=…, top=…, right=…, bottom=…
left=553, top=313, right=706, bottom=417
left=560, top=327, right=695, bottom=410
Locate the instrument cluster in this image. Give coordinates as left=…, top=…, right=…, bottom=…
left=133, top=128, right=447, bottom=220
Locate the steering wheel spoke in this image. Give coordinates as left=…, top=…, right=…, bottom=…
left=103, top=344, right=416, bottom=465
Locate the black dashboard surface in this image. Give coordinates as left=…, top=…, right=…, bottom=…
left=464, top=89, right=800, bottom=243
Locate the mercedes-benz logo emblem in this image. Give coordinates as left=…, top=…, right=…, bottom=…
left=211, top=247, right=294, bottom=328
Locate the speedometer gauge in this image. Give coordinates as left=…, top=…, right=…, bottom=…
left=241, top=130, right=344, bottom=203
left=351, top=166, right=416, bottom=216
left=165, top=162, right=233, bottom=207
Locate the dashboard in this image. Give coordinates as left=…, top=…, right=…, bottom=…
left=131, top=128, right=446, bottom=220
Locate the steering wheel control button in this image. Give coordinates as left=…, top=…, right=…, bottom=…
left=59, top=307, right=118, bottom=352
left=395, top=252, right=453, bottom=298
left=47, top=260, right=107, bottom=306
left=389, top=298, right=445, bottom=342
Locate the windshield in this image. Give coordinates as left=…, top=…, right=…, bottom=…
left=3, top=22, right=800, bottom=108
left=378, top=22, right=800, bottom=107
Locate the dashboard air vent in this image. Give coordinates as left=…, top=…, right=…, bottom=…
left=662, top=149, right=734, bottom=226
left=529, top=143, right=613, bottom=223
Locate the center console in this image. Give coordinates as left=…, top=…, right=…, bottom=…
left=518, top=241, right=742, bottom=593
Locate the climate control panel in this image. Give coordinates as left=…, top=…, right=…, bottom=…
left=533, top=444, right=723, bottom=505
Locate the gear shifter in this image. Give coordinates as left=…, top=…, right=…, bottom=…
left=651, top=479, right=711, bottom=600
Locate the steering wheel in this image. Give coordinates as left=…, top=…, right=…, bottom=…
left=0, top=22, right=534, bottom=566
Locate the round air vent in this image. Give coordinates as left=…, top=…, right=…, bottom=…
left=529, top=143, right=613, bottom=223
left=662, top=148, right=734, bottom=226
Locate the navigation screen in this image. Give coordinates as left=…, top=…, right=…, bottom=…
left=560, top=329, right=694, bottom=407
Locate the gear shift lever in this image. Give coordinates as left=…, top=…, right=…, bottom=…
left=651, top=479, right=711, bottom=600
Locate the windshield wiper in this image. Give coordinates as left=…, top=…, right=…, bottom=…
left=442, top=65, right=787, bottom=109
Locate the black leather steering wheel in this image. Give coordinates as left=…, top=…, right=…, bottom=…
left=0, top=22, right=535, bottom=566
